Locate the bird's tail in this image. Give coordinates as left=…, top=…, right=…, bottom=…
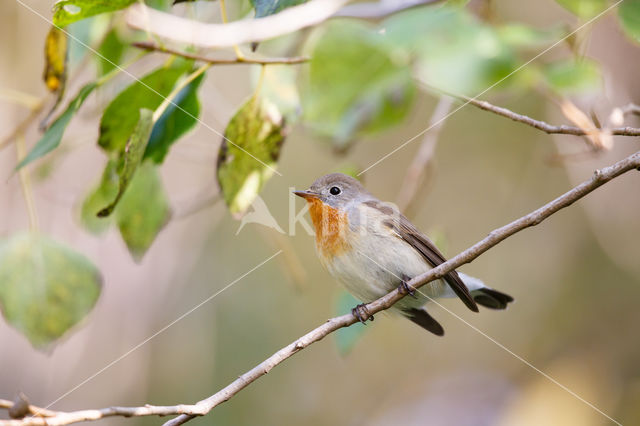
left=458, top=273, right=514, bottom=310
left=401, top=308, right=444, bottom=336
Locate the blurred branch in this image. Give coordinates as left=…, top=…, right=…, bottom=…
left=125, top=0, right=351, bottom=48
left=5, top=151, right=638, bottom=426
left=133, top=42, right=309, bottom=65
left=396, top=96, right=453, bottom=215
left=461, top=95, right=640, bottom=137
left=334, top=0, right=444, bottom=18
left=0, top=99, right=44, bottom=152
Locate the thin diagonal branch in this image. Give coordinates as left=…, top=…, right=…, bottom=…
left=132, top=42, right=309, bottom=65
left=461, top=95, right=640, bottom=137
left=3, top=151, right=638, bottom=426
left=396, top=96, right=453, bottom=215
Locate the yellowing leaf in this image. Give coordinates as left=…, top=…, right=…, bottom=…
left=217, top=97, right=285, bottom=216
left=43, top=26, right=68, bottom=93
left=0, top=233, right=101, bottom=349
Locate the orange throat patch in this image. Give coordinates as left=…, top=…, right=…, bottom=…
left=306, top=198, right=351, bottom=258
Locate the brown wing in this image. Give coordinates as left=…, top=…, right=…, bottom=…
left=363, top=200, right=478, bottom=312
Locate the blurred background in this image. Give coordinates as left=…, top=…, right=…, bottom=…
left=1, top=1, right=640, bottom=425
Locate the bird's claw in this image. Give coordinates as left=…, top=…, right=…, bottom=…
left=351, top=303, right=374, bottom=324
left=398, top=280, right=417, bottom=298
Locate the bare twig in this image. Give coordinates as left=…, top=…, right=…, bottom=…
left=461, top=95, right=640, bottom=137
left=396, top=96, right=453, bottom=214
left=133, top=42, right=309, bottom=65
left=334, top=0, right=443, bottom=18
left=4, top=151, right=638, bottom=426
left=0, top=102, right=44, bottom=151
left=0, top=397, right=56, bottom=419
left=125, top=0, right=351, bottom=48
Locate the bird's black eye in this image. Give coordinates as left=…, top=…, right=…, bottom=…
left=329, top=186, right=341, bottom=195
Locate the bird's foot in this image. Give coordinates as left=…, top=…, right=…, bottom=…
left=398, top=280, right=417, bottom=298
left=351, top=303, right=374, bottom=324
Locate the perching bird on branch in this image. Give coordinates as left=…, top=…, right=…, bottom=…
left=294, top=173, right=513, bottom=336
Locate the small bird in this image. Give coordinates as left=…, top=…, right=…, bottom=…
left=294, top=173, right=513, bottom=336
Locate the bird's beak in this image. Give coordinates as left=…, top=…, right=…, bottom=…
left=293, top=190, right=320, bottom=200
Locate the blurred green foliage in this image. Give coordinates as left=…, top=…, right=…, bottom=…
left=0, top=234, right=101, bottom=349
left=303, top=20, right=415, bottom=149
left=116, top=162, right=171, bottom=261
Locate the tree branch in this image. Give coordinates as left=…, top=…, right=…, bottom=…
left=3, top=150, right=639, bottom=426
left=333, top=0, right=443, bottom=18
left=132, top=42, right=309, bottom=65
left=396, top=96, right=453, bottom=215
left=125, top=0, right=351, bottom=48
left=461, top=95, right=640, bottom=137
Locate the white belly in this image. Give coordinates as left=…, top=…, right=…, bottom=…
left=320, top=225, right=448, bottom=311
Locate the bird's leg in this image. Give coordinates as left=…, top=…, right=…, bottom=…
left=398, top=274, right=417, bottom=298
left=351, top=303, right=374, bottom=323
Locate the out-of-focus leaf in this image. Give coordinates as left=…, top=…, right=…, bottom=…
left=0, top=233, right=101, bottom=349
left=98, top=109, right=154, bottom=217
left=619, top=1, right=640, bottom=44
left=17, top=83, right=97, bottom=169
left=334, top=291, right=367, bottom=355
left=80, top=159, right=119, bottom=233
left=253, top=65, right=301, bottom=122
left=53, top=0, right=136, bottom=27
left=217, top=96, right=285, bottom=216
left=555, top=0, right=607, bottom=19
left=116, top=162, right=171, bottom=261
left=497, top=24, right=565, bottom=48
left=543, top=59, right=601, bottom=94
left=99, top=62, right=189, bottom=153
left=250, top=0, right=308, bottom=18
left=43, top=26, right=68, bottom=93
left=97, top=28, right=125, bottom=77
left=331, top=164, right=362, bottom=180
left=384, top=6, right=516, bottom=96
left=303, top=21, right=415, bottom=148
left=145, top=73, right=205, bottom=163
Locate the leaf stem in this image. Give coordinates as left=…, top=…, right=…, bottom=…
left=252, top=64, right=267, bottom=100
left=152, top=63, right=211, bottom=122
left=15, top=133, right=39, bottom=233
left=96, top=51, right=147, bottom=87
left=219, top=0, right=245, bottom=60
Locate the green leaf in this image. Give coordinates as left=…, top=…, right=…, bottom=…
left=619, top=0, right=640, bottom=44
left=555, top=0, right=607, bottom=19
left=80, top=158, right=119, bottom=234
left=543, top=59, right=601, bottom=94
left=97, top=28, right=125, bottom=77
left=253, top=65, right=301, bottom=122
left=250, top=0, right=308, bottom=18
left=98, top=62, right=189, bottom=154
left=217, top=96, right=285, bottom=216
left=334, top=291, right=367, bottom=355
left=303, top=21, right=415, bottom=148
left=53, top=0, right=137, bottom=27
left=144, top=73, right=205, bottom=163
left=17, top=82, right=97, bottom=169
left=497, top=24, right=565, bottom=48
left=0, top=233, right=101, bottom=349
left=116, top=162, right=171, bottom=261
left=98, top=108, right=154, bottom=217
left=384, top=6, right=516, bottom=96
